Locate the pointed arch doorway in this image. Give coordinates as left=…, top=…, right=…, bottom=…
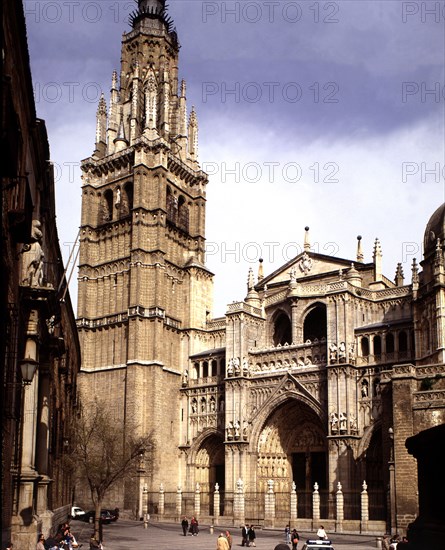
left=194, top=434, right=225, bottom=516
left=256, top=398, right=327, bottom=518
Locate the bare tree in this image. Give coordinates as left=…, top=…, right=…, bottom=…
left=66, top=400, right=153, bottom=542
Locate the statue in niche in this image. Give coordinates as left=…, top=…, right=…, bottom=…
left=361, top=380, right=369, bottom=398
left=191, top=399, right=197, bottom=414
left=330, top=412, right=338, bottom=433
left=339, top=412, right=347, bottom=432
left=237, top=478, right=244, bottom=492
left=338, top=342, right=346, bottom=362
left=242, top=357, right=249, bottom=375
left=227, top=421, right=234, bottom=440
left=234, top=357, right=241, bottom=376
left=115, top=187, right=121, bottom=207
left=209, top=397, right=216, bottom=412
left=289, top=265, right=298, bottom=283
left=182, top=370, right=189, bottom=386
left=234, top=420, right=240, bottom=439
left=201, top=398, right=206, bottom=413
left=242, top=421, right=248, bottom=440
left=227, top=359, right=234, bottom=377
left=348, top=342, right=356, bottom=364
left=350, top=414, right=358, bottom=433
left=21, top=219, right=45, bottom=287
left=329, top=342, right=337, bottom=363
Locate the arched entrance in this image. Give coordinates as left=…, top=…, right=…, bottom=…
left=256, top=399, right=326, bottom=518
left=303, top=303, right=327, bottom=341
left=194, top=433, right=225, bottom=515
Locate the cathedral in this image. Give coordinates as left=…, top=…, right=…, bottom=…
left=76, top=0, right=445, bottom=536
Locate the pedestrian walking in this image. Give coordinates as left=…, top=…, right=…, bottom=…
left=291, top=528, right=300, bottom=550
left=181, top=516, right=189, bottom=536
left=190, top=516, right=199, bottom=536
left=217, top=533, right=230, bottom=550
left=241, top=524, right=249, bottom=547
left=248, top=525, right=256, bottom=547
left=316, top=526, right=327, bottom=540
left=284, top=525, right=290, bottom=544
left=225, top=530, right=233, bottom=549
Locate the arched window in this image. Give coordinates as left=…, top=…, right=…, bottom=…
left=120, top=182, right=133, bottom=217
left=386, top=333, right=394, bottom=354
left=273, top=312, right=292, bottom=346
left=192, top=362, right=199, bottom=379
left=399, top=331, right=408, bottom=352
left=102, top=189, right=113, bottom=222
left=166, top=186, right=177, bottom=224
left=374, top=335, right=382, bottom=356
left=303, top=304, right=327, bottom=342
left=202, top=361, right=209, bottom=378
left=178, top=195, right=189, bottom=233
left=361, top=337, right=369, bottom=357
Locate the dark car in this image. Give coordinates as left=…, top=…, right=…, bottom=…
left=82, top=510, right=113, bottom=524
left=101, top=509, right=118, bottom=522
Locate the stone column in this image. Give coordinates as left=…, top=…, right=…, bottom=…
left=214, top=483, right=221, bottom=524
left=312, top=482, right=320, bottom=527
left=336, top=482, right=344, bottom=533
left=361, top=481, right=369, bottom=533
left=194, top=482, right=201, bottom=517
left=176, top=485, right=182, bottom=517
left=264, top=479, right=276, bottom=527
left=290, top=481, right=298, bottom=521
left=233, top=478, right=245, bottom=525
left=159, top=483, right=165, bottom=515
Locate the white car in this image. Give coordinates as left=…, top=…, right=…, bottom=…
left=301, top=540, right=335, bottom=550
left=70, top=506, right=86, bottom=518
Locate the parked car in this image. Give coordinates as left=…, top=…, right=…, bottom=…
left=301, top=540, right=335, bottom=550
left=101, top=509, right=118, bottom=522
left=81, top=510, right=113, bottom=524
left=70, top=506, right=86, bottom=519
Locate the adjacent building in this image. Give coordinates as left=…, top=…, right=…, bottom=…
left=1, top=1, right=81, bottom=547
left=76, top=0, right=445, bottom=535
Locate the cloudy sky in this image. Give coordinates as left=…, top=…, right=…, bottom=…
left=24, top=0, right=444, bottom=316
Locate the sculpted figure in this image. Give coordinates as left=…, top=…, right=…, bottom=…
left=21, top=219, right=44, bottom=287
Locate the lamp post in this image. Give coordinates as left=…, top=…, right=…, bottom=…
left=388, top=427, right=396, bottom=535
left=143, top=485, right=148, bottom=529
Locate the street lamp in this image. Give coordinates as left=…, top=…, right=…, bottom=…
left=20, top=358, right=38, bottom=385
left=388, top=427, right=396, bottom=535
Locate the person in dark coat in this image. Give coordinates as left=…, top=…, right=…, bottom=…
left=291, top=529, right=300, bottom=550
left=181, top=516, right=189, bottom=536
left=241, top=525, right=249, bottom=547
left=248, top=525, right=256, bottom=547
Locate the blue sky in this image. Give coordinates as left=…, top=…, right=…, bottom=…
left=25, top=0, right=444, bottom=316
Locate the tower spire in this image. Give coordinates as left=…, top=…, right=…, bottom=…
left=94, top=93, right=107, bottom=158
left=188, top=106, right=198, bottom=162
left=356, top=235, right=364, bottom=263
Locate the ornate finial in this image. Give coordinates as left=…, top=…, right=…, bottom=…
left=188, top=107, right=198, bottom=160
left=337, top=482, right=342, bottom=492
left=215, top=482, right=220, bottom=492
left=257, top=258, right=264, bottom=281
left=395, top=263, right=404, bottom=286
left=411, top=258, right=419, bottom=284
left=111, top=70, right=118, bottom=90
left=362, top=480, right=368, bottom=492
left=373, top=238, right=383, bottom=282
left=304, top=226, right=310, bottom=251
left=373, top=238, right=382, bottom=258
left=181, top=79, right=186, bottom=98
left=97, top=93, right=107, bottom=115
left=313, top=482, right=319, bottom=492
left=435, top=238, right=444, bottom=267
left=356, top=235, right=364, bottom=262
left=247, top=267, right=255, bottom=290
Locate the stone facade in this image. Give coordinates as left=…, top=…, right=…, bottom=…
left=1, top=1, right=81, bottom=548
left=76, top=0, right=445, bottom=535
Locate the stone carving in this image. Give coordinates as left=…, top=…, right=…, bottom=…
left=350, top=414, right=358, bottom=433
left=209, top=396, right=216, bottom=412
left=242, top=357, right=249, bottom=375
left=330, top=412, right=338, bottom=433
left=338, top=342, right=346, bottom=362
left=215, top=483, right=219, bottom=492
left=348, top=342, right=356, bottom=364
left=234, top=357, right=241, bottom=376
left=227, top=421, right=234, bottom=440
left=329, top=342, right=337, bottom=363
left=337, top=482, right=342, bottom=492
left=289, top=265, right=298, bottom=283
left=362, top=480, right=368, bottom=492
left=234, top=419, right=240, bottom=439
left=313, top=482, right=319, bottom=492
left=292, top=481, right=296, bottom=492
left=339, top=412, right=347, bottom=432
left=191, top=398, right=197, bottom=414
left=236, top=478, right=244, bottom=492
left=267, top=479, right=274, bottom=493
left=361, top=380, right=369, bottom=398
left=243, top=421, right=249, bottom=440
left=115, top=187, right=121, bottom=207
left=299, top=252, right=313, bottom=274
left=21, top=219, right=45, bottom=287
left=195, top=482, right=200, bottom=492
left=227, top=359, right=234, bottom=377
left=182, top=369, right=188, bottom=386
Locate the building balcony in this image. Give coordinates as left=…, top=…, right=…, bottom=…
left=248, top=340, right=327, bottom=375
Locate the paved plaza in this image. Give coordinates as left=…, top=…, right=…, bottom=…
left=71, top=519, right=380, bottom=550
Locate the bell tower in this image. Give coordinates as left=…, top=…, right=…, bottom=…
left=77, top=0, right=213, bottom=496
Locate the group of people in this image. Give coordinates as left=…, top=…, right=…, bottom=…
left=181, top=516, right=199, bottom=536
left=241, top=524, right=256, bottom=547
left=382, top=533, right=409, bottom=549
left=216, top=531, right=233, bottom=550
left=35, top=522, right=81, bottom=550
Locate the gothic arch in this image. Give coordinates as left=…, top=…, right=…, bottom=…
left=302, top=302, right=327, bottom=342
left=187, top=429, right=225, bottom=494
left=271, top=309, right=292, bottom=346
